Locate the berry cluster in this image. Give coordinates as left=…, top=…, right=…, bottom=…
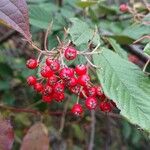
left=119, top=3, right=128, bottom=12
left=26, top=46, right=116, bottom=116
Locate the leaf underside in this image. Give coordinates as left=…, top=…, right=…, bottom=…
left=0, top=0, right=31, bottom=41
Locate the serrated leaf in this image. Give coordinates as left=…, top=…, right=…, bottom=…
left=144, top=42, right=150, bottom=56
left=69, top=18, right=100, bottom=46
left=93, top=48, right=150, bottom=132
left=106, top=37, right=128, bottom=59
left=20, top=122, right=49, bottom=150
left=0, top=118, right=14, bottom=150
left=0, top=0, right=31, bottom=41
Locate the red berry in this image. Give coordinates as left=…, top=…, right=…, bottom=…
left=70, top=84, right=81, bottom=94
left=26, top=59, right=38, bottom=69
left=47, top=75, right=58, bottom=86
left=119, top=4, right=128, bottom=12
left=67, top=77, right=78, bottom=87
left=96, top=86, right=104, bottom=97
left=53, top=82, right=64, bottom=94
left=43, top=85, right=53, bottom=96
left=75, top=64, right=87, bottom=75
left=34, top=83, right=44, bottom=93
left=85, top=97, right=98, bottom=110
left=40, top=65, right=54, bottom=78
left=87, top=87, right=97, bottom=97
left=71, top=104, right=83, bottom=116
left=59, top=68, right=74, bottom=80
left=53, top=93, right=65, bottom=102
left=42, top=95, right=53, bottom=103
left=27, top=76, right=37, bottom=86
left=64, top=46, right=77, bottom=60
left=78, top=74, right=90, bottom=86
left=49, top=60, right=60, bottom=72
left=45, top=58, right=53, bottom=66
left=99, top=101, right=111, bottom=112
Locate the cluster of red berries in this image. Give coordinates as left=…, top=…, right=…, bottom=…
left=26, top=46, right=116, bottom=116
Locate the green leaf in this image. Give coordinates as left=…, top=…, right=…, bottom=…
left=106, top=38, right=128, bottom=59
left=122, top=24, right=150, bottom=40
left=69, top=18, right=100, bottom=46
left=76, top=1, right=97, bottom=8
left=144, top=42, right=150, bottom=56
left=93, top=48, right=150, bottom=132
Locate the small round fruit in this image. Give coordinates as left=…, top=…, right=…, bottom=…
left=78, top=74, right=90, bottom=86
left=46, top=58, right=53, bottom=66
left=27, top=76, right=37, bottom=86
left=67, top=77, right=78, bottom=87
left=42, top=95, right=53, bottom=103
left=119, top=4, right=128, bottom=12
left=40, top=65, right=54, bottom=78
left=71, top=104, right=83, bottom=116
left=75, top=64, right=87, bottom=75
left=59, top=68, right=74, bottom=80
left=26, top=59, right=38, bottom=69
left=49, top=60, right=60, bottom=72
left=87, top=87, right=97, bottom=97
left=70, top=84, right=81, bottom=95
left=47, top=75, right=58, bottom=86
left=53, top=93, right=65, bottom=102
left=85, top=97, right=97, bottom=110
left=53, top=82, right=64, bottom=94
left=43, top=85, right=53, bottom=96
left=64, top=46, right=77, bottom=60
left=99, top=101, right=111, bottom=112
left=34, top=83, right=44, bottom=93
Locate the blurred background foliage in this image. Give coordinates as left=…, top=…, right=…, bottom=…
left=0, top=0, right=150, bottom=149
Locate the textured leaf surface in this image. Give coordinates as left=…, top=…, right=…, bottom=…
left=0, top=0, right=31, bottom=41
left=144, top=42, right=150, bottom=56
left=93, top=48, right=150, bottom=131
left=21, top=122, right=49, bottom=150
left=69, top=18, right=100, bottom=46
left=0, top=118, right=14, bottom=150
left=106, top=37, right=127, bottom=59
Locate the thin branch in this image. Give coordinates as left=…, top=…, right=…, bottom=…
left=44, top=21, right=53, bottom=51
left=88, top=110, right=96, bottom=150
left=59, top=98, right=70, bottom=134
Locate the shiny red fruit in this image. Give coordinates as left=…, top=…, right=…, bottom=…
left=87, top=87, right=97, bottom=97
left=53, top=93, right=65, bottom=102
left=119, top=4, right=128, bottom=12
left=78, top=74, right=90, bottom=86
left=59, top=68, right=74, bottom=80
left=53, top=82, right=64, bottom=94
left=27, top=76, right=37, bottom=86
left=67, top=77, right=78, bottom=87
left=96, top=86, right=105, bottom=100
left=47, top=75, right=58, bottom=86
left=26, top=59, right=38, bottom=69
left=70, top=84, right=81, bottom=94
left=43, top=85, right=53, bottom=96
left=64, top=46, right=77, bottom=60
left=75, top=64, right=87, bottom=75
left=85, top=97, right=98, bottom=110
left=99, top=101, right=111, bottom=112
left=45, top=58, right=53, bottom=66
left=49, top=60, right=60, bottom=72
left=40, top=65, right=54, bottom=78
left=42, top=95, right=53, bottom=103
left=34, top=83, right=44, bottom=93
left=71, top=104, right=83, bottom=116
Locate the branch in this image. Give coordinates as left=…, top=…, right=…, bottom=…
left=88, top=110, right=96, bottom=150
left=0, top=104, right=70, bottom=116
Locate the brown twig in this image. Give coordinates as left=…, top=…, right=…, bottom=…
left=88, top=110, right=96, bottom=150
